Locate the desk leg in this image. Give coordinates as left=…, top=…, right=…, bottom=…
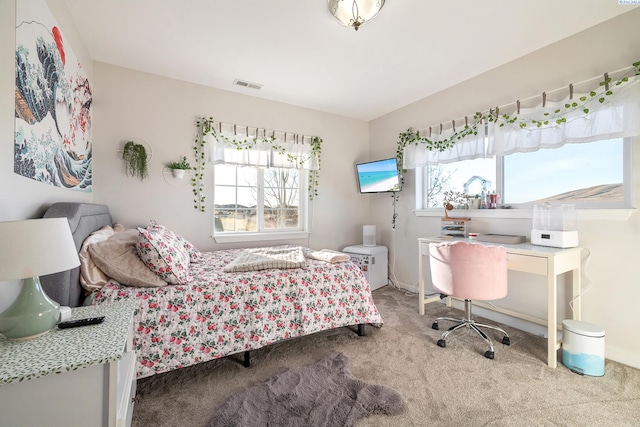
left=419, top=252, right=425, bottom=315
left=548, top=272, right=558, bottom=368
left=572, top=267, right=581, bottom=320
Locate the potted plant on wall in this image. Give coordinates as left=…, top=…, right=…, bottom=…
left=122, top=140, right=149, bottom=180
left=166, top=156, right=192, bottom=179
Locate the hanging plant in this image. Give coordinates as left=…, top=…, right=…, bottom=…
left=193, top=117, right=213, bottom=212
left=166, top=156, right=192, bottom=170
left=307, top=136, right=322, bottom=200
left=121, top=140, right=149, bottom=180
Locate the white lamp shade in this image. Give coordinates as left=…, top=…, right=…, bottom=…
left=328, top=0, right=385, bottom=29
left=0, top=218, right=80, bottom=281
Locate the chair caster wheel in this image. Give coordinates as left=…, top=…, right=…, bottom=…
left=437, top=339, right=446, bottom=348
left=484, top=350, right=495, bottom=359
left=432, top=322, right=439, bottom=330
left=502, top=336, right=510, bottom=345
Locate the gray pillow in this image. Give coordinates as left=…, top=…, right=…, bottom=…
left=88, top=229, right=168, bottom=288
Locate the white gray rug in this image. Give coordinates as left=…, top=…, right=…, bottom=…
left=206, top=352, right=406, bottom=427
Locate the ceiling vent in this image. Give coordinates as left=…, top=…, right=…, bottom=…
left=233, top=79, right=262, bottom=90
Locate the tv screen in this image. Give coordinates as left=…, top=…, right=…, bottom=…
left=356, top=158, right=401, bottom=193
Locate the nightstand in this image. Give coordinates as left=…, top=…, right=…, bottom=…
left=0, top=300, right=136, bottom=427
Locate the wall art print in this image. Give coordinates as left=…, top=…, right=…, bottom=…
left=14, top=0, right=92, bottom=192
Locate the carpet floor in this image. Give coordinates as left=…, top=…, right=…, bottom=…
left=132, top=286, right=640, bottom=426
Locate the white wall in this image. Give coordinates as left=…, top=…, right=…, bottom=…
left=369, top=9, right=640, bottom=368
left=91, top=63, right=370, bottom=252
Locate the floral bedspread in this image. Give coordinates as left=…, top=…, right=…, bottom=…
left=92, top=246, right=383, bottom=378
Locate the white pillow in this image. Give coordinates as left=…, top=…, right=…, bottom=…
left=79, top=225, right=115, bottom=293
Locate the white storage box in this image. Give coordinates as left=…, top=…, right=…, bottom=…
left=562, top=319, right=605, bottom=376
left=342, top=245, right=388, bottom=291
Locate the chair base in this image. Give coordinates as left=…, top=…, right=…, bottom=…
left=432, top=299, right=510, bottom=359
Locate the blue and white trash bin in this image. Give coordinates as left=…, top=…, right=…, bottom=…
left=561, top=319, right=605, bottom=376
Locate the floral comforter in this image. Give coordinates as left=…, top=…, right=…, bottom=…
left=92, top=246, right=383, bottom=378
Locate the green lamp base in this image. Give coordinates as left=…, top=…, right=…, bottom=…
left=0, top=276, right=60, bottom=340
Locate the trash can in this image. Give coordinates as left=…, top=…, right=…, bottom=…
left=562, top=319, right=605, bottom=376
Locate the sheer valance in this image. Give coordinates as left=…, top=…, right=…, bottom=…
left=193, top=118, right=322, bottom=211
left=490, top=75, right=640, bottom=156
left=402, top=121, right=493, bottom=167
left=402, top=65, right=640, bottom=169
left=204, top=122, right=320, bottom=171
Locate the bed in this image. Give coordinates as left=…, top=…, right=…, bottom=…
left=40, top=203, right=383, bottom=379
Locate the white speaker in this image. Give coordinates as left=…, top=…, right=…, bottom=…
left=363, top=225, right=376, bottom=246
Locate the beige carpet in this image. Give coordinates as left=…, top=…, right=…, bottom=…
left=132, top=287, right=640, bottom=427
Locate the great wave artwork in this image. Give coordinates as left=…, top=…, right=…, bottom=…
left=14, top=0, right=92, bottom=192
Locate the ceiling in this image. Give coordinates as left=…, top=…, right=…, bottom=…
left=62, top=1, right=637, bottom=121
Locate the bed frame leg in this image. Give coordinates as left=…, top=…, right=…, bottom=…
left=243, top=351, right=251, bottom=367
left=357, top=324, right=366, bottom=336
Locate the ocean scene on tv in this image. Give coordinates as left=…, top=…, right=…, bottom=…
left=357, top=158, right=401, bottom=193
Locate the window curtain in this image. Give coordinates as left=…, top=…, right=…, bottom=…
left=204, top=122, right=319, bottom=171
left=403, top=73, right=640, bottom=168
left=402, top=121, right=492, bottom=168
left=490, top=75, right=640, bottom=156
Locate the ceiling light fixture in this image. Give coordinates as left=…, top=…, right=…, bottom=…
left=327, top=0, right=385, bottom=31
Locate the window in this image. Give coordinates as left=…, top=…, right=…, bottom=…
left=424, top=158, right=496, bottom=208
left=503, top=138, right=628, bottom=208
left=418, top=138, right=631, bottom=210
left=214, top=164, right=307, bottom=237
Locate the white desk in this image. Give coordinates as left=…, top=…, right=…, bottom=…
left=418, top=237, right=582, bottom=368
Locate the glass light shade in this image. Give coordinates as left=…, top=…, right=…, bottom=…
left=328, top=0, right=385, bottom=31
left=0, top=218, right=80, bottom=339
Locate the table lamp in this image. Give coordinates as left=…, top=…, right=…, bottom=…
left=0, top=217, right=80, bottom=340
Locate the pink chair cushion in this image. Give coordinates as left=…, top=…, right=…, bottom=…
left=429, top=241, right=507, bottom=301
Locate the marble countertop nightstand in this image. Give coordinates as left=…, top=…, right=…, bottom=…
left=0, top=299, right=135, bottom=385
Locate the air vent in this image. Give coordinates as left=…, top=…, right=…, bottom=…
left=233, top=79, right=262, bottom=90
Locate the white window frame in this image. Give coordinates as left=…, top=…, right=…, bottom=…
left=415, top=137, right=636, bottom=221
left=213, top=166, right=310, bottom=243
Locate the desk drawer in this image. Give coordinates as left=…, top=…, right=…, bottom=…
left=507, top=253, right=547, bottom=275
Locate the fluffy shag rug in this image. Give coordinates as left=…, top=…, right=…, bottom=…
left=206, top=352, right=406, bottom=427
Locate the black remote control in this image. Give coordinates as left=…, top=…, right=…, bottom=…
left=58, top=316, right=105, bottom=329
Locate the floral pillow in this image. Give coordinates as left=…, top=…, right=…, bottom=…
left=136, top=226, right=191, bottom=284
left=147, top=220, right=202, bottom=263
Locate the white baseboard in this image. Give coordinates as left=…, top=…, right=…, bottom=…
left=383, top=279, right=419, bottom=295
left=603, top=345, right=640, bottom=370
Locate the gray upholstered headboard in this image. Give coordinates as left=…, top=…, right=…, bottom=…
left=40, top=203, right=112, bottom=308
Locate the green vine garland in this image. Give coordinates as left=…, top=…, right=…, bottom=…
left=193, top=117, right=322, bottom=212
left=396, top=60, right=640, bottom=170
left=193, top=118, right=212, bottom=212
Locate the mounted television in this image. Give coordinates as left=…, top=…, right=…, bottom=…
left=356, top=157, right=401, bottom=194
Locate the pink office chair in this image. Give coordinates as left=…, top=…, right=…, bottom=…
left=429, top=241, right=510, bottom=359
